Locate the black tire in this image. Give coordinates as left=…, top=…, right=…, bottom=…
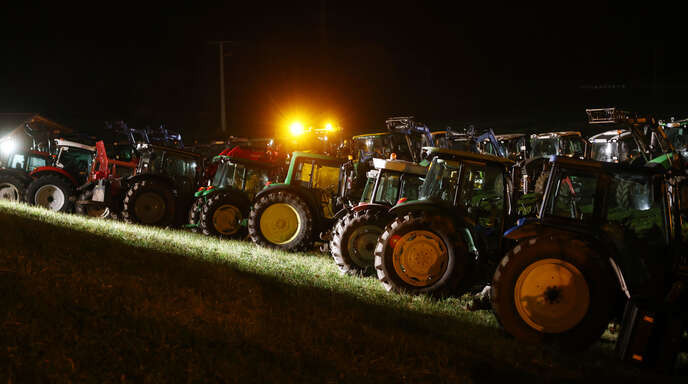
left=374, top=212, right=468, bottom=296
left=248, top=191, right=313, bottom=251
left=25, top=174, right=74, bottom=212
left=0, top=173, right=26, bottom=202
left=491, top=237, right=616, bottom=351
left=75, top=189, right=111, bottom=218
left=330, top=209, right=390, bottom=275
left=122, top=179, right=175, bottom=227
left=615, top=179, right=632, bottom=209
left=188, top=197, right=203, bottom=233
left=534, top=172, right=548, bottom=195
left=199, top=192, right=248, bottom=238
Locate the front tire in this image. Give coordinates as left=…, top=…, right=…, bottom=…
left=491, top=237, right=615, bottom=350
left=188, top=197, right=203, bottom=233
left=26, top=174, right=74, bottom=212
left=330, top=209, right=390, bottom=275
left=374, top=213, right=468, bottom=296
left=248, top=191, right=313, bottom=251
left=122, top=179, right=175, bottom=226
left=0, top=174, right=26, bottom=202
left=200, top=192, right=247, bottom=238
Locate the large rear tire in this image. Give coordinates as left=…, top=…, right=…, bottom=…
left=374, top=213, right=468, bottom=296
left=491, top=237, right=615, bottom=350
left=200, top=192, right=248, bottom=238
left=122, top=179, right=175, bottom=227
left=330, top=209, right=390, bottom=275
left=0, top=174, right=26, bottom=202
left=248, top=191, right=313, bottom=251
left=26, top=174, right=74, bottom=212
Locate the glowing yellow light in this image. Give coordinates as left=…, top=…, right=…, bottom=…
left=290, top=122, right=305, bottom=136
left=325, top=123, right=333, bottom=131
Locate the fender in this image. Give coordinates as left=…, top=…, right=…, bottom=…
left=124, top=174, right=177, bottom=196
left=202, top=186, right=252, bottom=215
left=352, top=202, right=389, bottom=213
left=30, top=166, right=78, bottom=186
left=388, top=199, right=450, bottom=217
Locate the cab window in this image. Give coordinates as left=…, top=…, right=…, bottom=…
left=544, top=168, right=597, bottom=222
left=459, top=162, right=505, bottom=229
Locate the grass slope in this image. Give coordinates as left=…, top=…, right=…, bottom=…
left=0, top=201, right=680, bottom=383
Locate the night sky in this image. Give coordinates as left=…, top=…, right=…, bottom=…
left=1, top=2, right=686, bottom=140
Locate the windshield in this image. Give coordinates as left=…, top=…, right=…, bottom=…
left=419, top=158, right=460, bottom=202
left=212, top=161, right=236, bottom=188
left=590, top=142, right=620, bottom=163
left=530, top=137, right=557, bottom=158
left=666, top=126, right=688, bottom=158
left=360, top=171, right=378, bottom=203
left=352, top=133, right=413, bottom=161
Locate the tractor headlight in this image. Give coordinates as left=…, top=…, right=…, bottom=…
left=290, top=122, right=305, bottom=136
left=0, top=139, right=16, bottom=154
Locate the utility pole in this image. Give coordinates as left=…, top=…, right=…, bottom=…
left=208, top=41, right=234, bottom=133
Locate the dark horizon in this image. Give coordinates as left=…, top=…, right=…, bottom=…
left=1, top=2, right=687, bottom=140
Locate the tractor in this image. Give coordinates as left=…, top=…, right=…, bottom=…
left=491, top=155, right=687, bottom=371
left=188, top=145, right=284, bottom=238
left=329, top=157, right=427, bottom=275
left=248, top=151, right=344, bottom=251
left=24, top=138, right=96, bottom=212
left=119, top=144, right=204, bottom=227
left=373, top=148, right=515, bottom=296
left=0, top=144, right=52, bottom=203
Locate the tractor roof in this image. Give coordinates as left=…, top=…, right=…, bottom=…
left=422, top=146, right=515, bottom=166
left=550, top=155, right=666, bottom=175
left=531, top=131, right=582, bottom=139
left=214, top=146, right=280, bottom=167
left=291, top=151, right=341, bottom=162
left=372, top=158, right=427, bottom=176
left=139, top=143, right=202, bottom=158
left=589, top=129, right=632, bottom=143
left=55, top=139, right=96, bottom=152
left=352, top=132, right=395, bottom=139
left=495, top=133, right=527, bottom=141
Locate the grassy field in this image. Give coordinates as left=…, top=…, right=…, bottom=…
left=0, top=201, right=683, bottom=383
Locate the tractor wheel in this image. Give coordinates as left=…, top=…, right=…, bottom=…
left=122, top=179, right=175, bottom=227
left=188, top=197, right=203, bottom=233
left=330, top=209, right=390, bottom=275
left=248, top=191, right=313, bottom=251
left=534, top=172, right=548, bottom=195
left=26, top=174, right=74, bottom=212
left=615, top=179, right=633, bottom=209
left=200, top=193, right=247, bottom=238
left=491, top=237, right=615, bottom=350
left=374, top=213, right=468, bottom=296
left=0, top=174, right=26, bottom=202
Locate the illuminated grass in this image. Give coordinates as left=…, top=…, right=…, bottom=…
left=0, top=201, right=679, bottom=382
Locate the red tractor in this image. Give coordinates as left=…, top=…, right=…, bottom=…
left=25, top=138, right=96, bottom=212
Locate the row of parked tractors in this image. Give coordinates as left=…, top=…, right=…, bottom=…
left=1, top=110, right=687, bottom=371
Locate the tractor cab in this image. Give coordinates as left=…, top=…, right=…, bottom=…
left=588, top=130, right=638, bottom=163
left=359, top=158, right=427, bottom=208
left=529, top=131, right=588, bottom=160
left=373, top=148, right=515, bottom=295
left=660, top=117, right=688, bottom=160
left=52, top=139, right=96, bottom=185
left=487, top=133, right=529, bottom=162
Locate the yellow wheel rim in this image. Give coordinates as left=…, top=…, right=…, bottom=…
left=514, top=258, right=590, bottom=333
left=260, top=203, right=301, bottom=245
left=213, top=204, right=242, bottom=235
left=392, top=230, right=448, bottom=287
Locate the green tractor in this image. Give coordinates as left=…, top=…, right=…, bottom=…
left=329, top=157, right=427, bottom=275
left=491, top=155, right=687, bottom=369
left=120, top=144, right=204, bottom=227
left=248, top=151, right=344, bottom=251
left=188, top=146, right=284, bottom=238
left=373, top=148, right=515, bottom=296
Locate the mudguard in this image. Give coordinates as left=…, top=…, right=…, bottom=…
left=30, top=166, right=78, bottom=186
left=254, top=184, right=327, bottom=229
